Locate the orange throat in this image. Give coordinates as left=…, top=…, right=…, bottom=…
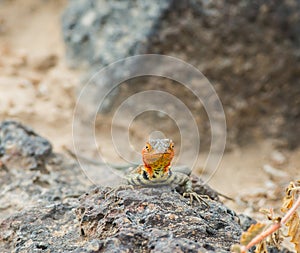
left=141, top=139, right=175, bottom=178
left=142, top=152, right=173, bottom=178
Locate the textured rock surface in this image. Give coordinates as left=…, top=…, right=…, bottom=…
left=62, top=0, right=300, bottom=148
left=76, top=186, right=241, bottom=253
left=0, top=185, right=241, bottom=253
left=0, top=201, right=82, bottom=252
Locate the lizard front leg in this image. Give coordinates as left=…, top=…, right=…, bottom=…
left=182, top=178, right=210, bottom=208
left=170, top=171, right=210, bottom=208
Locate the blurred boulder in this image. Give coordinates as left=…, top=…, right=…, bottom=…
left=0, top=120, right=91, bottom=220
left=62, top=0, right=300, bottom=148
left=0, top=120, right=52, bottom=170
left=62, top=0, right=172, bottom=67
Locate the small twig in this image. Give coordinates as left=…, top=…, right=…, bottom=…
left=281, top=192, right=300, bottom=224
left=241, top=193, right=300, bottom=252
left=216, top=191, right=234, bottom=201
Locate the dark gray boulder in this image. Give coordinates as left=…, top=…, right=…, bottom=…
left=76, top=186, right=241, bottom=253
left=0, top=121, right=292, bottom=252
left=0, top=185, right=243, bottom=253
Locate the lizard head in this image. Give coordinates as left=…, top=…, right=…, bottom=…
left=142, top=138, right=174, bottom=177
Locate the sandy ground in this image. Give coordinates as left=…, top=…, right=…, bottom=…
left=0, top=0, right=299, bottom=227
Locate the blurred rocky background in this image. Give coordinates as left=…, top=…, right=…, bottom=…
left=62, top=0, right=300, bottom=149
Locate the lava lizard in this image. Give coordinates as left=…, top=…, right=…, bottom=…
left=122, top=138, right=209, bottom=206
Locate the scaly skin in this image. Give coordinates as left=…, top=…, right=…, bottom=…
left=125, top=139, right=209, bottom=206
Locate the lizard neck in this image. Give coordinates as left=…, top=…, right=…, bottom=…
left=143, top=164, right=170, bottom=179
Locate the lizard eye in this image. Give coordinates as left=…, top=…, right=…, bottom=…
left=170, top=142, right=174, bottom=149
left=145, top=144, right=151, bottom=151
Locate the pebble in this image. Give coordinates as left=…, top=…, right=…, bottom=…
left=263, top=164, right=288, bottom=178
left=270, top=150, right=286, bottom=165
